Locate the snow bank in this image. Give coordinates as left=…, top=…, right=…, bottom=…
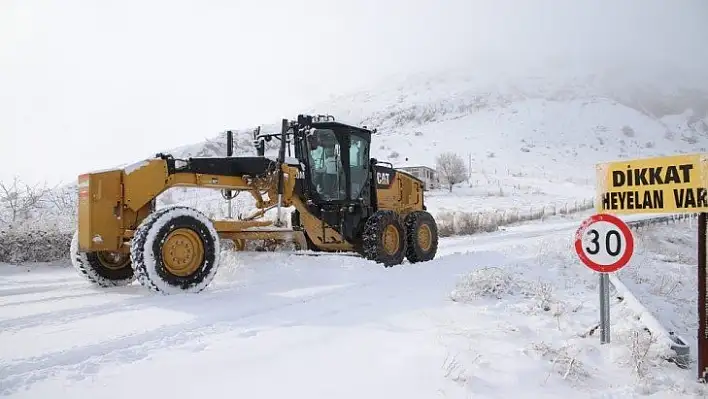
left=444, top=225, right=706, bottom=397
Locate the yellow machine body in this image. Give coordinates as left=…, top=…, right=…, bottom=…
left=71, top=115, right=438, bottom=294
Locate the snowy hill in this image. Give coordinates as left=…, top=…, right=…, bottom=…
left=149, top=68, right=708, bottom=223
left=165, top=67, right=708, bottom=185
left=306, top=67, right=708, bottom=175
left=3, top=67, right=707, bottom=236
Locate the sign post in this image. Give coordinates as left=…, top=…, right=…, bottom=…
left=594, top=153, right=708, bottom=380
left=700, top=212, right=708, bottom=381
left=575, top=213, right=635, bottom=343
left=600, top=272, right=610, bottom=343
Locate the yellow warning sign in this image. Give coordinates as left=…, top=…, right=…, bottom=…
left=596, top=153, right=708, bottom=214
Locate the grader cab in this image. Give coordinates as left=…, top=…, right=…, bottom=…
left=71, top=114, right=439, bottom=294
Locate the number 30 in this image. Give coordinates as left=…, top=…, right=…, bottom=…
left=586, top=228, right=622, bottom=256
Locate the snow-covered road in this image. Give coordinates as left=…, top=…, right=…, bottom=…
left=0, top=215, right=700, bottom=398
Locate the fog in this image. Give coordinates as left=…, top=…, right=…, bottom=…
left=1, top=0, right=706, bottom=185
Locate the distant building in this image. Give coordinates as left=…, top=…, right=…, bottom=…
left=397, top=165, right=440, bottom=190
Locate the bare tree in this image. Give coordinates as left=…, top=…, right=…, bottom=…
left=436, top=152, right=468, bottom=192
left=0, top=177, right=49, bottom=225
left=46, top=183, right=78, bottom=223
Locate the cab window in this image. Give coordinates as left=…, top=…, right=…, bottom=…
left=306, top=129, right=346, bottom=200
left=349, top=134, right=369, bottom=199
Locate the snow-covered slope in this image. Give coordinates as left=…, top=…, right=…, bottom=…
left=147, top=68, right=708, bottom=222
left=176, top=73, right=706, bottom=181
left=5, top=68, right=707, bottom=233
left=306, top=67, right=708, bottom=176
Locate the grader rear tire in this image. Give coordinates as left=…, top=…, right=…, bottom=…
left=70, top=231, right=135, bottom=287
left=404, top=210, right=438, bottom=263
left=362, top=210, right=406, bottom=267
left=130, top=206, right=220, bottom=294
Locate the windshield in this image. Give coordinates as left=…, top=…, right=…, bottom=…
left=306, top=128, right=346, bottom=201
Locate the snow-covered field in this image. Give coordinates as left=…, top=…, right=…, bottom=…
left=1, top=213, right=704, bottom=398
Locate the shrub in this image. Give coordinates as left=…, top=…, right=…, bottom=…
left=450, top=267, right=518, bottom=302
left=0, top=228, right=72, bottom=263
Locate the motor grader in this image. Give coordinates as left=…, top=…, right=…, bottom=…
left=71, top=114, right=438, bottom=294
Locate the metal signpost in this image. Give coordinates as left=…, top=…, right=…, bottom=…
left=594, top=153, right=708, bottom=381
left=575, top=213, right=635, bottom=343
left=224, top=130, right=235, bottom=219
left=700, top=212, right=708, bottom=381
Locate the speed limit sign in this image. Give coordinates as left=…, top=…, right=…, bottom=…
left=574, top=213, right=634, bottom=273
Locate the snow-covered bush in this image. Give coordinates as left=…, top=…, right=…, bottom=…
left=0, top=228, right=72, bottom=263
left=530, top=341, right=590, bottom=382
left=450, top=266, right=519, bottom=302
left=0, top=177, right=76, bottom=263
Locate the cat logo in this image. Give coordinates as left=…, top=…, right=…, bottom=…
left=376, top=172, right=390, bottom=185
left=295, top=170, right=305, bottom=180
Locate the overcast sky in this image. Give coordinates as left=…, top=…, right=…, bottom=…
left=1, top=0, right=706, bottom=186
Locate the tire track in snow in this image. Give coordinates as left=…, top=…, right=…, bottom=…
left=0, top=220, right=569, bottom=333
left=0, top=217, right=567, bottom=395
left=0, top=255, right=334, bottom=331
left=0, top=278, right=372, bottom=396
left=0, top=248, right=505, bottom=396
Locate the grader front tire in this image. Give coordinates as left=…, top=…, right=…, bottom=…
left=130, top=206, right=220, bottom=294
left=70, top=231, right=135, bottom=287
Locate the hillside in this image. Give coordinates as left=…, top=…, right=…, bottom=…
left=2, top=68, right=707, bottom=239
left=156, top=68, right=708, bottom=222
left=307, top=67, right=708, bottom=173
left=169, top=68, right=708, bottom=184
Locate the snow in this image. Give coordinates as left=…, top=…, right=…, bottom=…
left=615, top=221, right=702, bottom=364
left=2, top=215, right=706, bottom=398
left=123, top=160, right=150, bottom=175
left=3, top=66, right=708, bottom=397
left=33, top=70, right=707, bottom=234
left=140, top=73, right=708, bottom=225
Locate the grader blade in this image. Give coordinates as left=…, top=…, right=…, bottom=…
left=214, top=221, right=308, bottom=252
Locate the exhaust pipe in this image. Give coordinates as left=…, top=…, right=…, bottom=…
left=225, top=130, right=234, bottom=219
left=275, top=119, right=288, bottom=226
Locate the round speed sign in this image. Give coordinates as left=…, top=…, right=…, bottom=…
left=574, top=213, right=634, bottom=273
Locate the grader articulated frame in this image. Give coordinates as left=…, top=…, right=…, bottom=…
left=71, top=114, right=439, bottom=294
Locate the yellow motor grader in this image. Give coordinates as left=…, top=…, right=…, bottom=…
left=71, top=114, right=438, bottom=294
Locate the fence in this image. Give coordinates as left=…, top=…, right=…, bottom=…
left=436, top=198, right=595, bottom=237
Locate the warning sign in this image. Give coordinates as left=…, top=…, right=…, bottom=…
left=596, top=153, right=708, bottom=214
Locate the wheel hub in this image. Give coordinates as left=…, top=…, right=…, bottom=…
left=383, top=225, right=400, bottom=255
left=417, top=224, right=432, bottom=252
left=161, top=228, right=204, bottom=277
left=96, top=251, right=130, bottom=270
